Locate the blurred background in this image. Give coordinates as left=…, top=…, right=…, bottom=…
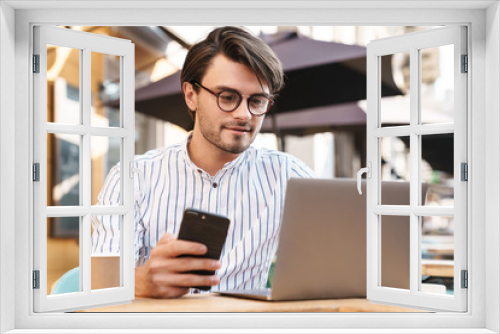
left=45, top=26, right=455, bottom=296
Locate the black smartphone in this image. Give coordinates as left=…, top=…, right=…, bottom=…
left=177, top=208, right=230, bottom=290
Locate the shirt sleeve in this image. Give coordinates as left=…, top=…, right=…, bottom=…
left=290, top=157, right=316, bottom=179
left=91, top=165, right=121, bottom=256
left=91, top=163, right=146, bottom=267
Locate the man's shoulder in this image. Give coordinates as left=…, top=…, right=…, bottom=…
left=134, top=143, right=184, bottom=166
left=248, top=146, right=316, bottom=178
left=248, top=146, right=296, bottom=162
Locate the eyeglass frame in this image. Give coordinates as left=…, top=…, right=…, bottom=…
left=190, top=81, right=274, bottom=116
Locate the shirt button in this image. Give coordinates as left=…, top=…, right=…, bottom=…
left=212, top=182, right=218, bottom=188
left=197, top=169, right=202, bottom=174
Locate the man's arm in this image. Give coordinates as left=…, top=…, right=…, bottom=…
left=91, top=165, right=122, bottom=255
left=94, top=163, right=221, bottom=299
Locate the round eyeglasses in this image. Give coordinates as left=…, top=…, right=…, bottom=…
left=191, top=81, right=274, bottom=116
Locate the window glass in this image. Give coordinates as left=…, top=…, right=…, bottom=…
left=47, top=45, right=80, bottom=125
left=47, top=133, right=81, bottom=206
left=420, top=45, right=454, bottom=124
left=91, top=136, right=121, bottom=205
left=421, top=216, right=454, bottom=295
left=421, top=133, right=454, bottom=207
left=381, top=215, right=410, bottom=290
left=47, top=217, right=80, bottom=295
left=91, top=52, right=121, bottom=127
left=380, top=136, right=410, bottom=205
left=91, top=215, right=122, bottom=290
left=380, top=52, right=410, bottom=127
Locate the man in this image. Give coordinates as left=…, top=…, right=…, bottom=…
left=92, top=26, right=314, bottom=299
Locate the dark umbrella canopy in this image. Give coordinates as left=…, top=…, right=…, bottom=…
left=107, top=32, right=401, bottom=131
left=130, top=71, right=195, bottom=130
left=268, top=32, right=401, bottom=112
left=261, top=102, right=366, bottom=135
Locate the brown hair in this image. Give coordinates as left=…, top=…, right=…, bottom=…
left=180, top=26, right=284, bottom=119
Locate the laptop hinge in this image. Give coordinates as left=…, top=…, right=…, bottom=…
left=461, top=270, right=468, bottom=289
left=33, top=270, right=40, bottom=289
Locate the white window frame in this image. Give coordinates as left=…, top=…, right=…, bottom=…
left=366, top=26, right=468, bottom=312
left=1, top=1, right=499, bottom=333
left=32, top=25, right=136, bottom=312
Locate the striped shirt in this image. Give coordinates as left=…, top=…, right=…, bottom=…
left=91, top=135, right=315, bottom=292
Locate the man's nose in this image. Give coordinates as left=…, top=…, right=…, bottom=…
left=231, top=99, right=252, bottom=121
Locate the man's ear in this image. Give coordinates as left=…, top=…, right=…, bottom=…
left=183, top=81, right=198, bottom=112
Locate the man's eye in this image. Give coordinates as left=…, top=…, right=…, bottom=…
left=219, top=93, right=238, bottom=105
left=220, top=92, right=236, bottom=99
left=221, top=96, right=233, bottom=101
left=250, top=97, right=267, bottom=107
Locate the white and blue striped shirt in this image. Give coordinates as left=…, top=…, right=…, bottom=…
left=91, top=135, right=315, bottom=291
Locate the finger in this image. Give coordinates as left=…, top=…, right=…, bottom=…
left=162, top=239, right=208, bottom=258
left=152, top=272, right=220, bottom=288
left=150, top=258, right=220, bottom=274
left=156, top=232, right=176, bottom=246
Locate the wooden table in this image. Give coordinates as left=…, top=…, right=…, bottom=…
left=80, top=293, right=426, bottom=313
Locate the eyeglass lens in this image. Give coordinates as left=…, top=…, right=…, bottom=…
left=218, top=90, right=270, bottom=115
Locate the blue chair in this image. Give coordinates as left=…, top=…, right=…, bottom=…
left=50, top=267, right=80, bottom=295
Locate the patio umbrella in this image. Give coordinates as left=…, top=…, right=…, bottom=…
left=265, top=32, right=401, bottom=113
left=260, top=102, right=366, bottom=135
left=105, top=31, right=401, bottom=131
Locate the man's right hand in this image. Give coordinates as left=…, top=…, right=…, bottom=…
left=134, top=233, right=221, bottom=299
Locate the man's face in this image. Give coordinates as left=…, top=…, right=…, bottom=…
left=185, top=54, right=269, bottom=155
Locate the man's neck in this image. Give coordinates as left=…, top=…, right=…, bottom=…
left=187, top=133, right=241, bottom=177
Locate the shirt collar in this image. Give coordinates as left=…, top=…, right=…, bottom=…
left=181, top=133, right=249, bottom=174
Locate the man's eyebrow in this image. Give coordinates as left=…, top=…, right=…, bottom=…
left=213, top=85, right=238, bottom=92
left=214, top=85, right=272, bottom=97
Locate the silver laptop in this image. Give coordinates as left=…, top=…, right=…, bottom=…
left=220, top=178, right=427, bottom=301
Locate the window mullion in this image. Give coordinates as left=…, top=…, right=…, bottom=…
left=46, top=123, right=88, bottom=135
left=413, top=124, right=454, bottom=135
left=33, top=27, right=49, bottom=301
left=373, top=124, right=454, bottom=137
left=366, top=48, right=379, bottom=296
left=81, top=47, right=92, bottom=294
left=409, top=47, right=420, bottom=294
left=372, top=206, right=454, bottom=217
left=452, top=26, right=468, bottom=310
left=412, top=206, right=454, bottom=217
left=373, top=205, right=411, bottom=215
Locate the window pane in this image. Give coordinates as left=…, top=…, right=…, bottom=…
left=91, top=136, right=121, bottom=205
left=420, top=44, right=454, bottom=124
left=380, top=136, right=410, bottom=205
left=381, top=215, right=410, bottom=290
left=47, top=217, right=80, bottom=295
left=421, top=133, right=454, bottom=207
left=91, top=215, right=122, bottom=290
left=91, top=52, right=121, bottom=127
left=47, top=45, right=80, bottom=125
left=380, top=52, right=410, bottom=127
left=47, top=133, right=80, bottom=206
left=421, top=216, right=454, bottom=295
